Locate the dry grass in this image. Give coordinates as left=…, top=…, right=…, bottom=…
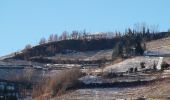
left=55, top=72, right=170, bottom=100
left=3, top=68, right=35, bottom=99
left=127, top=77, right=170, bottom=99
left=145, top=78, right=170, bottom=99
left=112, top=57, right=124, bottom=64
left=33, top=68, right=82, bottom=100
left=6, top=68, right=34, bottom=83
left=146, top=37, right=170, bottom=50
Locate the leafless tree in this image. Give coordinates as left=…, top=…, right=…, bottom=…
left=134, top=23, right=148, bottom=33
left=59, top=35, right=62, bottom=41
left=71, top=30, right=78, bottom=40
left=61, top=31, right=69, bottom=40
left=25, top=44, right=32, bottom=50
left=48, top=34, right=54, bottom=42
left=48, top=34, right=58, bottom=42
left=168, top=29, right=170, bottom=32
left=134, top=23, right=159, bottom=34
left=78, top=31, right=83, bottom=39
left=39, top=37, right=46, bottom=45
left=53, top=34, right=58, bottom=41
left=149, top=24, right=159, bottom=33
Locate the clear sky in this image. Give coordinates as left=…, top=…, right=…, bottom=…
left=0, top=0, right=170, bottom=56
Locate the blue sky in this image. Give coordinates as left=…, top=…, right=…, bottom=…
left=0, top=0, right=170, bottom=56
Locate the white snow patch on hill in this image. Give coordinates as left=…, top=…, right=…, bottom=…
left=104, top=57, right=159, bottom=73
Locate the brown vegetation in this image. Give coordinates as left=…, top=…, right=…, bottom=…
left=7, top=68, right=34, bottom=83
left=32, top=68, right=82, bottom=100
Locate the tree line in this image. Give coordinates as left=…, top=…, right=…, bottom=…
left=25, top=23, right=162, bottom=49
left=112, top=24, right=169, bottom=59
left=18, top=23, right=170, bottom=61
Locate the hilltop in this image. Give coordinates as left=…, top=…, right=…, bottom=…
left=3, top=31, right=170, bottom=63
left=9, top=38, right=117, bottom=61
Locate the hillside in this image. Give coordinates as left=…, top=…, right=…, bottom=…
left=57, top=78, right=170, bottom=100
left=1, top=32, right=170, bottom=100
left=145, top=37, right=170, bottom=56
left=147, top=37, right=170, bottom=50
left=50, top=49, right=113, bottom=61
left=8, top=38, right=119, bottom=61
left=4, top=31, right=170, bottom=62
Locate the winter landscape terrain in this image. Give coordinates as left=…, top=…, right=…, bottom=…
left=1, top=34, right=170, bottom=100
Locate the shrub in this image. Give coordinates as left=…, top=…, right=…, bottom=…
left=161, top=62, right=169, bottom=70
left=32, top=68, right=82, bottom=99
left=140, top=62, right=145, bottom=69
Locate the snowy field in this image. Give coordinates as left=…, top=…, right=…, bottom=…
left=104, top=57, right=159, bottom=73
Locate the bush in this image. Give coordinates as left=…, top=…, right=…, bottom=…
left=32, top=68, right=82, bottom=99
left=140, top=62, right=145, bottom=69
left=161, top=62, right=169, bottom=70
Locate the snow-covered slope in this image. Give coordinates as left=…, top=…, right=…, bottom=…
left=104, top=57, right=159, bottom=73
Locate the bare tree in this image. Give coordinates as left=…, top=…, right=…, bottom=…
left=61, top=31, right=69, bottom=40
left=59, top=35, right=62, bottom=41
left=134, top=23, right=148, bottom=33
left=134, top=23, right=159, bottom=34
left=71, top=31, right=78, bottom=40
left=48, top=34, right=54, bottom=42
left=25, top=44, right=32, bottom=50
left=149, top=24, right=159, bottom=33
left=53, top=34, right=58, bottom=41
left=82, top=30, right=88, bottom=40
left=168, top=29, right=170, bottom=32
left=39, top=37, right=46, bottom=45
left=78, top=31, right=83, bottom=39
left=48, top=34, right=59, bottom=42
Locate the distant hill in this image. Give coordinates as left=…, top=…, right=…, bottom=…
left=0, top=52, right=19, bottom=60
left=5, top=31, right=170, bottom=63
left=9, top=38, right=119, bottom=61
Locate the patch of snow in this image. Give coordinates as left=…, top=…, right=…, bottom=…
left=104, top=57, right=159, bottom=73
left=156, top=57, right=163, bottom=70
left=79, top=75, right=103, bottom=84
